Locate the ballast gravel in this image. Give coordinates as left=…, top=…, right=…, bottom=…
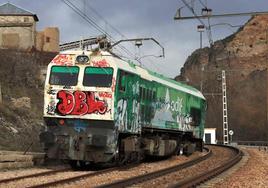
left=213, top=147, right=268, bottom=188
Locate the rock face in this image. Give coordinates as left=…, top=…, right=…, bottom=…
left=176, top=15, right=268, bottom=142
left=11, top=97, right=31, bottom=109
left=0, top=49, right=56, bottom=151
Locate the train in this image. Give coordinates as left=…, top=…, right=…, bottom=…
left=40, top=42, right=206, bottom=169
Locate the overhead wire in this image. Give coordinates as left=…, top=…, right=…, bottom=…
left=61, top=0, right=136, bottom=60
left=77, top=0, right=126, bottom=39
left=64, top=0, right=171, bottom=75
left=181, top=0, right=214, bottom=45
left=197, top=0, right=207, bottom=9
left=63, top=0, right=168, bottom=75
left=79, top=0, right=143, bottom=61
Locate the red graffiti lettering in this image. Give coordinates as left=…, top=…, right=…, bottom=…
left=72, top=91, right=88, bottom=115
left=99, top=92, right=112, bottom=98
left=92, top=59, right=110, bottom=67
left=87, top=93, right=108, bottom=114
left=56, top=91, right=108, bottom=115
left=52, top=54, right=73, bottom=66
left=57, top=91, right=74, bottom=115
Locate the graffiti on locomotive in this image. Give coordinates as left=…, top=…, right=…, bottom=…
left=47, top=90, right=112, bottom=116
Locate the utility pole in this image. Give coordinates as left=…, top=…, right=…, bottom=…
left=197, top=25, right=205, bottom=49
left=174, top=3, right=268, bottom=46
left=222, top=70, right=229, bottom=145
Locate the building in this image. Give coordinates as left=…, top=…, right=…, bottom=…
left=203, top=128, right=217, bottom=144
left=0, top=3, right=59, bottom=52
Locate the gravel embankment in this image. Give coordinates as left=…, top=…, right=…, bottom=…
left=61, top=152, right=205, bottom=188
left=0, top=153, right=204, bottom=188
left=212, top=147, right=268, bottom=188
left=134, top=145, right=235, bottom=187
left=2, top=146, right=265, bottom=188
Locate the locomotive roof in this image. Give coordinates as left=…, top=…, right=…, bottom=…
left=57, top=49, right=205, bottom=100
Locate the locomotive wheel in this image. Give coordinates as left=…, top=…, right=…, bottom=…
left=69, top=160, right=87, bottom=170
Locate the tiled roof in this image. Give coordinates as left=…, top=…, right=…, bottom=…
left=0, top=3, right=38, bottom=21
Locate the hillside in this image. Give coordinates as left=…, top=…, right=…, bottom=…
left=175, top=15, right=268, bottom=142
left=0, top=49, right=56, bottom=151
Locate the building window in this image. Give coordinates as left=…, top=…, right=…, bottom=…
left=46, top=37, right=50, bottom=43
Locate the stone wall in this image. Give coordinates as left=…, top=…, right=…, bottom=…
left=0, top=49, right=56, bottom=151
left=0, top=15, right=36, bottom=50
left=0, top=15, right=59, bottom=52
left=36, top=27, right=59, bottom=52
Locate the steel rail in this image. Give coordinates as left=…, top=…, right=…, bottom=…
left=168, top=144, right=243, bottom=188
left=26, top=164, right=139, bottom=188
left=0, top=167, right=71, bottom=184
left=95, top=147, right=211, bottom=188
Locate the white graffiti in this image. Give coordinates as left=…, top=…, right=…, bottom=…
left=116, top=99, right=128, bottom=131
left=151, top=88, right=194, bottom=131
left=154, top=90, right=183, bottom=113
left=115, top=98, right=140, bottom=133
left=132, top=81, right=140, bottom=95
left=130, top=99, right=140, bottom=133
left=177, top=114, right=193, bottom=131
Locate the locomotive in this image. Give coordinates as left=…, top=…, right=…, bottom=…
left=40, top=39, right=206, bottom=168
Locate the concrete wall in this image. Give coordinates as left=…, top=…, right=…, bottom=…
left=0, top=15, right=36, bottom=50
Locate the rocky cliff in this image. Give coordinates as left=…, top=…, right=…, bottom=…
left=0, top=49, right=56, bottom=151
left=176, top=15, right=268, bottom=142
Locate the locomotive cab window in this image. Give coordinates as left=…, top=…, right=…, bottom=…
left=49, top=66, right=79, bottom=86
left=83, top=67, right=113, bottom=87
left=118, top=71, right=126, bottom=92
left=190, top=107, right=201, bottom=126
left=118, top=70, right=134, bottom=92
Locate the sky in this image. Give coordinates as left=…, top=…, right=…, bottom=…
left=2, top=0, right=268, bottom=78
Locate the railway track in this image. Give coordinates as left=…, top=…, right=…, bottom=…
left=28, top=148, right=212, bottom=188
left=0, top=167, right=71, bottom=184
left=0, top=145, right=241, bottom=188
left=169, top=144, right=243, bottom=188
left=26, top=166, right=121, bottom=188
left=95, top=147, right=211, bottom=188
left=0, top=164, right=138, bottom=188
left=95, top=145, right=242, bottom=188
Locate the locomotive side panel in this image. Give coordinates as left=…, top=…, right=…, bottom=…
left=113, top=68, right=205, bottom=138
left=113, top=66, right=206, bottom=157
left=114, top=69, right=141, bottom=134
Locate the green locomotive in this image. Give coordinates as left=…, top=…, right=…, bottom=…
left=41, top=47, right=206, bottom=168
